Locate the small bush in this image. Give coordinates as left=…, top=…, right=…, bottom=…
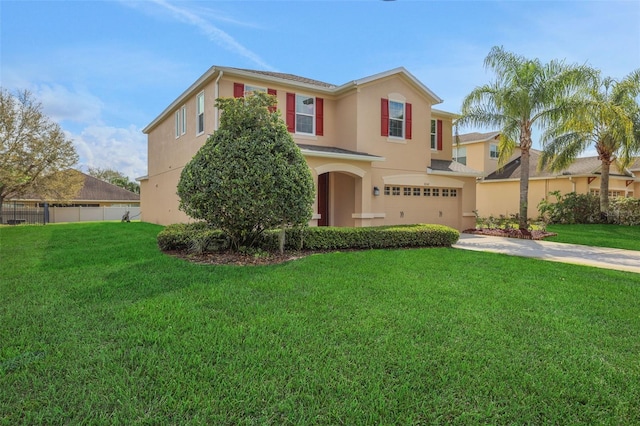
left=538, top=191, right=601, bottom=224
left=473, top=212, right=538, bottom=230
left=538, top=191, right=640, bottom=225
left=608, top=197, right=640, bottom=226
left=158, top=223, right=460, bottom=253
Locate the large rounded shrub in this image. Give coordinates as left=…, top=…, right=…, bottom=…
left=177, top=92, right=315, bottom=250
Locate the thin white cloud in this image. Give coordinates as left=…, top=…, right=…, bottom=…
left=68, top=125, right=147, bottom=181
left=35, top=84, right=104, bottom=124
left=130, top=0, right=275, bottom=71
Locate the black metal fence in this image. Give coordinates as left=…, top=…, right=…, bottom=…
left=1, top=204, right=49, bottom=225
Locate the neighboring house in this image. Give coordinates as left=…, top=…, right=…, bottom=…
left=140, top=66, right=481, bottom=230
left=475, top=149, right=640, bottom=219
left=453, top=131, right=520, bottom=176
left=3, top=170, right=140, bottom=224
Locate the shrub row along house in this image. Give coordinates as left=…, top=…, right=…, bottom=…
left=140, top=66, right=481, bottom=230
left=455, top=132, right=640, bottom=218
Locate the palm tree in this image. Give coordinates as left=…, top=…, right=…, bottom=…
left=540, top=69, right=640, bottom=218
left=456, top=46, right=594, bottom=229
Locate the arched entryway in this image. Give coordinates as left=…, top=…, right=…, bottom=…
left=316, top=171, right=357, bottom=227
left=314, top=163, right=368, bottom=227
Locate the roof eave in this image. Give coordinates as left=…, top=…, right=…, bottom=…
left=338, top=67, right=443, bottom=104
left=219, top=67, right=337, bottom=92
left=299, top=149, right=385, bottom=162
left=427, top=169, right=483, bottom=178
left=143, top=65, right=220, bottom=134
left=432, top=108, right=459, bottom=119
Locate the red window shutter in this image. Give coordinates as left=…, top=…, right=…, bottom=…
left=286, top=92, right=296, bottom=132
left=233, top=82, right=244, bottom=98
left=381, top=98, right=389, bottom=137
left=437, top=119, right=443, bottom=150
left=405, top=103, right=412, bottom=140
left=267, top=88, right=277, bottom=113
left=316, top=97, right=324, bottom=136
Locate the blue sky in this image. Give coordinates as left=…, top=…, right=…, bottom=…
left=2, top=0, right=639, bottom=180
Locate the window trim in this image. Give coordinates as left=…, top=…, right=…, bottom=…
left=430, top=119, right=438, bottom=150
left=180, top=105, right=186, bottom=135
left=295, top=93, right=315, bottom=135
left=490, top=143, right=499, bottom=159
left=388, top=100, right=405, bottom=139
left=175, top=110, right=180, bottom=139
left=196, top=91, right=205, bottom=136
left=453, top=146, right=467, bottom=165
left=243, top=84, right=267, bottom=96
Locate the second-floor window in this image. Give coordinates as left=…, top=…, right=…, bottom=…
left=175, top=110, right=180, bottom=138
left=234, top=82, right=277, bottom=112
left=196, top=92, right=205, bottom=135
left=286, top=93, right=324, bottom=136
left=430, top=119, right=443, bottom=150
left=430, top=120, right=437, bottom=150
left=180, top=106, right=186, bottom=135
left=296, top=95, right=315, bottom=134
left=490, top=143, right=499, bottom=159
left=175, top=105, right=187, bottom=138
left=453, top=147, right=467, bottom=165
left=389, top=101, right=404, bottom=138
left=381, top=98, right=412, bottom=140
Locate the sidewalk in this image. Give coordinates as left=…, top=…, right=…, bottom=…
left=453, top=233, right=640, bottom=274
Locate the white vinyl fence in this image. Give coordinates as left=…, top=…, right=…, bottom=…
left=49, top=206, right=141, bottom=223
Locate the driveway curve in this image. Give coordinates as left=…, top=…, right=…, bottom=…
left=454, top=233, right=640, bottom=274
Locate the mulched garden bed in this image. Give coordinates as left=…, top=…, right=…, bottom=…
left=164, top=249, right=311, bottom=266
left=463, top=228, right=557, bottom=240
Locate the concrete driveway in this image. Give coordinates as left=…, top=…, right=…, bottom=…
left=454, top=233, right=640, bottom=274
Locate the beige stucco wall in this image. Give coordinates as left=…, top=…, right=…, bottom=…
left=460, top=141, right=521, bottom=176
left=476, top=175, right=638, bottom=220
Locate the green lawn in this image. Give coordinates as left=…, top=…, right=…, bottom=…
left=1, top=222, right=639, bottom=424
left=546, top=223, right=640, bottom=251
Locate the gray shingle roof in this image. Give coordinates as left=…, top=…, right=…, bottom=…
left=455, top=131, right=501, bottom=144
left=297, top=143, right=383, bottom=160
left=227, top=67, right=337, bottom=89
left=429, top=159, right=483, bottom=175
left=485, top=151, right=634, bottom=180
left=11, top=170, right=140, bottom=202
left=77, top=172, right=140, bottom=201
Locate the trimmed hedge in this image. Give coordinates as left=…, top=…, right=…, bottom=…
left=157, top=222, right=229, bottom=253
left=158, top=223, right=460, bottom=253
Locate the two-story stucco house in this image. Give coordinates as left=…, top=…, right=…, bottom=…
left=140, top=66, right=481, bottom=230
left=455, top=131, right=640, bottom=218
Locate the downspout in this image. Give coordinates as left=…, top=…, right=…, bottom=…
left=569, top=176, right=576, bottom=192
left=213, top=70, right=223, bottom=131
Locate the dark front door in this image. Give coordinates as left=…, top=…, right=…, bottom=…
left=317, top=173, right=329, bottom=227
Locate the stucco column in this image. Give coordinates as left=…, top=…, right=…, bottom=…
left=353, top=172, right=373, bottom=227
